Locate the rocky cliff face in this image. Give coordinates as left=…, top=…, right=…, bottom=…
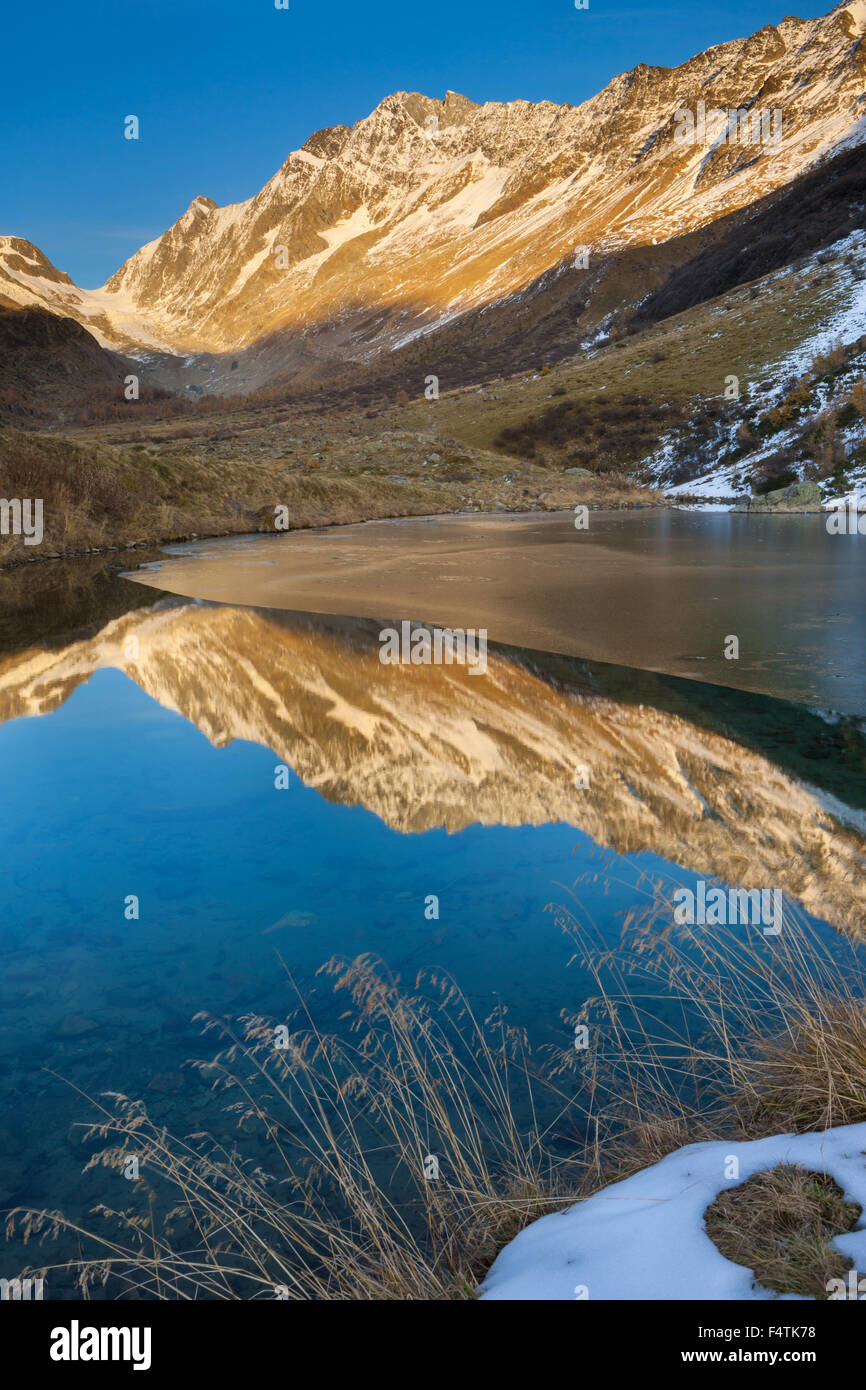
left=1, top=601, right=864, bottom=936
left=2, top=3, right=866, bottom=369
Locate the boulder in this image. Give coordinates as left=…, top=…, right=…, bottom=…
left=735, top=481, right=823, bottom=513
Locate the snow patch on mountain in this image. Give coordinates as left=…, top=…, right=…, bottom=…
left=642, top=230, right=866, bottom=505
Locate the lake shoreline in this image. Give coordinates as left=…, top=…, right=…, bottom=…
left=1, top=492, right=843, bottom=574
left=0, top=421, right=665, bottom=569
left=0, top=498, right=668, bottom=571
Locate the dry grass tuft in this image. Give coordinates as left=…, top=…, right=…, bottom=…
left=6, top=958, right=579, bottom=1300
left=8, top=877, right=866, bottom=1300
left=705, top=1164, right=860, bottom=1299
left=547, top=868, right=866, bottom=1181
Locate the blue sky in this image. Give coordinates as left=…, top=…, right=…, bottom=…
left=1, top=0, right=830, bottom=287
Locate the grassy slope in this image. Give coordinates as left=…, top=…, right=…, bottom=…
left=406, top=244, right=859, bottom=464
left=0, top=417, right=657, bottom=566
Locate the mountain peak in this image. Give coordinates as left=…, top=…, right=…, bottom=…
left=184, top=196, right=217, bottom=217
left=3, top=0, right=864, bottom=368
left=0, top=236, right=75, bottom=287
left=301, top=124, right=351, bottom=161
left=364, top=88, right=477, bottom=129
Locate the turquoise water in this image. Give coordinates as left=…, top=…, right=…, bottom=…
left=1, top=557, right=865, bottom=1296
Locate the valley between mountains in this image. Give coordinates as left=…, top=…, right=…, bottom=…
left=2, top=0, right=866, bottom=563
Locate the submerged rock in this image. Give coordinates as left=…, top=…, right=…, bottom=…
left=58, top=1014, right=99, bottom=1038
left=147, top=1071, right=185, bottom=1095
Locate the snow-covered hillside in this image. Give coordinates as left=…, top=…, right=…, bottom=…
left=640, top=231, right=866, bottom=506
left=0, top=237, right=176, bottom=353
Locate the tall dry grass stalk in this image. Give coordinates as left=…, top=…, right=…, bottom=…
left=7, top=958, right=580, bottom=1300
left=549, top=864, right=866, bottom=1175
left=8, top=875, right=866, bottom=1299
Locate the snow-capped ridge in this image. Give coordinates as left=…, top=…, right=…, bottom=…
left=3, top=1, right=864, bottom=368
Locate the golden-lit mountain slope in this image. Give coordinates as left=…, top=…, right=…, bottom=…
left=1, top=601, right=863, bottom=935
left=2, top=3, right=865, bottom=368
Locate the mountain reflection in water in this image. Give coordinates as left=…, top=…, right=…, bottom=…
left=1, top=596, right=864, bottom=938
left=2, top=580, right=866, bottom=1292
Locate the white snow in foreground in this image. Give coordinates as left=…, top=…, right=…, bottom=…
left=481, top=1122, right=866, bottom=1300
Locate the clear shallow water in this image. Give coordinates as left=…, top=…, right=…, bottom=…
left=1, top=549, right=865, bottom=1297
